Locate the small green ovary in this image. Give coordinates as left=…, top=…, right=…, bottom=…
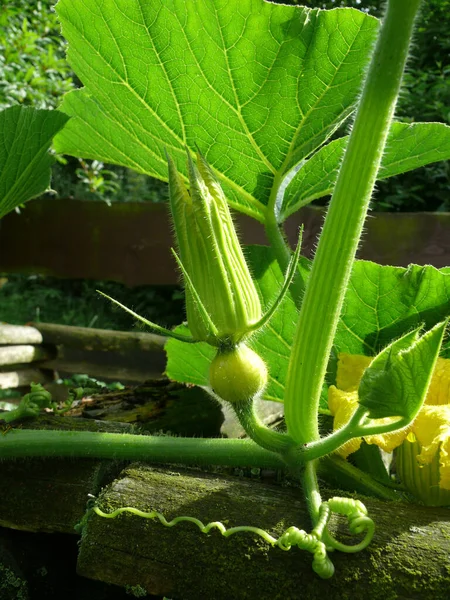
left=209, top=344, right=268, bottom=405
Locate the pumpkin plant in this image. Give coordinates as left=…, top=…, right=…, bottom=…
left=1, top=0, right=450, bottom=580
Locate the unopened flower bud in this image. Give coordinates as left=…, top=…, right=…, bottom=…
left=168, top=151, right=261, bottom=345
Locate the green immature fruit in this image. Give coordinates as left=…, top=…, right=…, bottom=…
left=168, top=151, right=262, bottom=346
left=209, top=344, right=268, bottom=405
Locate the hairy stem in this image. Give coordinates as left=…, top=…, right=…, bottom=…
left=284, top=0, right=422, bottom=444
left=0, top=429, right=285, bottom=468
left=265, top=193, right=306, bottom=307
left=300, top=460, right=322, bottom=525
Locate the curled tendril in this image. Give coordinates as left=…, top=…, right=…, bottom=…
left=322, top=497, right=375, bottom=553
left=92, top=494, right=373, bottom=580
left=312, top=542, right=335, bottom=579
left=94, top=505, right=280, bottom=544
left=277, top=526, right=335, bottom=579
left=27, top=385, right=52, bottom=405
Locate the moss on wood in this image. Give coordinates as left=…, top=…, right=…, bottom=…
left=78, top=463, right=450, bottom=600
left=0, top=416, right=134, bottom=533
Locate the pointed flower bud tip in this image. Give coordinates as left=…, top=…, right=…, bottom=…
left=168, top=151, right=261, bottom=346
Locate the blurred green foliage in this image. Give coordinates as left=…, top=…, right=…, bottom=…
left=49, top=158, right=169, bottom=204
left=0, top=0, right=74, bottom=109
left=376, top=0, right=450, bottom=211
left=0, top=274, right=184, bottom=331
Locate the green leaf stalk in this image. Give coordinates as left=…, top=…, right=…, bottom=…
left=283, top=0, right=423, bottom=445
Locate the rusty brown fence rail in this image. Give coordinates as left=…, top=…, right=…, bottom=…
left=0, top=199, right=449, bottom=287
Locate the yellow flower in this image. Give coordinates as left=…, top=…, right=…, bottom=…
left=328, top=353, right=450, bottom=502
left=336, top=354, right=372, bottom=392
left=412, top=405, right=450, bottom=489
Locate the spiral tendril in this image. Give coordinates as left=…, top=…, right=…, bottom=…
left=322, top=497, right=375, bottom=553
left=28, top=388, right=52, bottom=404
left=92, top=494, right=373, bottom=580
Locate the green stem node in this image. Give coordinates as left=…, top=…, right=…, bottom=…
left=288, top=406, right=409, bottom=463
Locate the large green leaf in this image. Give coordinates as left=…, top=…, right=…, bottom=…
left=54, top=0, right=378, bottom=222
left=0, top=106, right=69, bottom=219
left=335, top=261, right=450, bottom=358
left=166, top=246, right=307, bottom=403
left=281, top=122, right=450, bottom=219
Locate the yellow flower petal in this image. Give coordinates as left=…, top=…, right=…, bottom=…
left=439, top=438, right=450, bottom=490
left=328, top=385, right=358, bottom=418
left=336, top=353, right=450, bottom=406
left=413, top=404, right=450, bottom=490
left=336, top=353, right=372, bottom=392
left=364, top=423, right=410, bottom=454
left=328, top=386, right=361, bottom=457
left=425, top=357, right=450, bottom=406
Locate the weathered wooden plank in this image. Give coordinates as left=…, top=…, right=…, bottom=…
left=0, top=198, right=181, bottom=285
left=77, top=463, right=450, bottom=600
left=1, top=412, right=449, bottom=598
left=287, top=207, right=450, bottom=269
left=39, top=356, right=164, bottom=384
left=1, top=199, right=448, bottom=286
left=32, top=322, right=166, bottom=353
left=0, top=367, right=52, bottom=389
left=0, top=324, right=43, bottom=345
left=0, top=458, right=118, bottom=534
left=0, top=385, right=223, bottom=532
left=0, top=322, right=167, bottom=386
left=0, top=345, right=52, bottom=366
